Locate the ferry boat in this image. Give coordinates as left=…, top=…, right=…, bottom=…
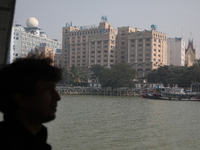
left=142, top=87, right=200, bottom=101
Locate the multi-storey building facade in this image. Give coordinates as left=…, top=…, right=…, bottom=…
left=8, top=17, right=62, bottom=64
left=62, top=18, right=167, bottom=78
left=62, top=16, right=116, bottom=69
left=116, top=26, right=141, bottom=63
left=185, top=40, right=198, bottom=67
left=167, top=37, right=185, bottom=66
left=116, top=26, right=167, bottom=77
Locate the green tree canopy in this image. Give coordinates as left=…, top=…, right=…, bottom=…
left=62, top=65, right=87, bottom=86
left=146, top=64, right=200, bottom=87
left=90, top=64, right=104, bottom=82
left=98, top=63, right=136, bottom=88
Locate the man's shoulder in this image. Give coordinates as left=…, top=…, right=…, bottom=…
left=0, top=121, right=6, bottom=128
left=0, top=121, right=7, bottom=133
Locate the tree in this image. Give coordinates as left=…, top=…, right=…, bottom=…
left=60, top=67, right=69, bottom=84
left=90, top=64, right=104, bottom=82
left=146, top=64, right=200, bottom=87
left=99, top=63, right=136, bottom=89
left=61, top=65, right=87, bottom=86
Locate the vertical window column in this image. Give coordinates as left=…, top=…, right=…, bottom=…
left=127, top=39, right=130, bottom=63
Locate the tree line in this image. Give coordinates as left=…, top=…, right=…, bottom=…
left=146, top=63, right=200, bottom=88
left=61, top=59, right=200, bottom=88
left=61, top=63, right=136, bottom=88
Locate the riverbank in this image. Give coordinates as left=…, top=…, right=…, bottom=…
left=56, top=86, right=141, bottom=96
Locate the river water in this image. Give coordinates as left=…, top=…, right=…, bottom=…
left=0, top=95, right=200, bottom=149
left=45, top=95, right=200, bottom=150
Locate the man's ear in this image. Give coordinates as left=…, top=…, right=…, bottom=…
left=12, top=93, right=29, bottom=107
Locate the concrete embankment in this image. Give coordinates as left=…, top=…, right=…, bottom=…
left=56, top=86, right=141, bottom=96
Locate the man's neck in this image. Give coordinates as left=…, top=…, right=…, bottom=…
left=15, top=112, right=42, bottom=135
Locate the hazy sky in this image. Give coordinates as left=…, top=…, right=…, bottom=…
left=14, top=0, right=200, bottom=55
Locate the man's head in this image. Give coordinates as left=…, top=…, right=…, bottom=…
left=0, top=56, right=62, bottom=123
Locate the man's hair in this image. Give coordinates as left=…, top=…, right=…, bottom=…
left=0, top=56, right=62, bottom=114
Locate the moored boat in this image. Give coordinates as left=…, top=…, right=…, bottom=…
left=142, top=87, right=200, bottom=101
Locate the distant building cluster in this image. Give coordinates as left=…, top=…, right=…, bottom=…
left=9, top=16, right=198, bottom=78
left=9, top=17, right=62, bottom=66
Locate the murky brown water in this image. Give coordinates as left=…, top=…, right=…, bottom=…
left=44, top=95, right=200, bottom=150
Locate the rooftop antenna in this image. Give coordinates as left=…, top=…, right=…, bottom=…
left=181, top=27, right=183, bottom=38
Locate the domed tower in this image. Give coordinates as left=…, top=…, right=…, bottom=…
left=24, top=17, right=41, bottom=36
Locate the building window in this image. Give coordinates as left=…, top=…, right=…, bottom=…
left=121, top=46, right=125, bottom=49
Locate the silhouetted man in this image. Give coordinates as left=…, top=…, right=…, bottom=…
left=0, top=56, right=62, bottom=150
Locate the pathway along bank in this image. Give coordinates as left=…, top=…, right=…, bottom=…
left=56, top=86, right=141, bottom=96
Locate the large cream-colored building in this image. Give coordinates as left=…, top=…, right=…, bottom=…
left=62, top=16, right=116, bottom=69
left=62, top=18, right=167, bottom=78
left=116, top=26, right=167, bottom=77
